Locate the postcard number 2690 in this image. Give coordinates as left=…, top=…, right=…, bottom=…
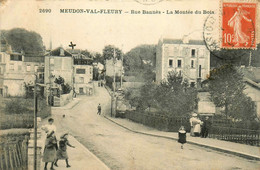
left=39, top=9, right=52, bottom=13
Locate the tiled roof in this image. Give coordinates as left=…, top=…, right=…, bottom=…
left=162, top=38, right=205, bottom=45
left=45, top=47, right=72, bottom=57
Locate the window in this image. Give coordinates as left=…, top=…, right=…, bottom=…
left=9, top=64, right=14, bottom=70
left=191, top=49, right=196, bottom=57
left=177, top=59, right=182, bottom=68
left=76, top=69, right=85, bottom=74
left=199, top=65, right=202, bottom=78
left=169, top=59, right=173, bottom=67
left=26, top=65, right=31, bottom=72
left=34, top=66, right=38, bottom=72
left=190, top=82, right=195, bottom=87
left=0, top=54, right=2, bottom=62
left=191, top=60, right=195, bottom=68
left=10, top=55, right=22, bottom=61
left=90, top=68, right=92, bottom=74
left=0, top=67, right=1, bottom=74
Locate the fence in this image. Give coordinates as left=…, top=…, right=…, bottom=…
left=125, top=110, right=260, bottom=146
left=208, top=126, right=260, bottom=146
left=125, top=110, right=190, bottom=132
left=0, top=131, right=30, bottom=170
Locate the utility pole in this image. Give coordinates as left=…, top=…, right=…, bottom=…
left=113, top=48, right=116, bottom=93
left=111, top=48, right=116, bottom=117
left=33, top=75, right=38, bottom=170
left=120, top=45, right=123, bottom=88
left=249, top=50, right=252, bottom=69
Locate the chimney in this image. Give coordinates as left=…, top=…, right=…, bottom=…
left=60, top=48, right=65, bottom=56
left=182, top=35, right=189, bottom=44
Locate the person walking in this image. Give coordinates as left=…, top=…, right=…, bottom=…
left=178, top=126, right=186, bottom=149
left=42, top=131, right=58, bottom=170
left=201, top=116, right=211, bottom=138
left=97, top=104, right=101, bottom=115
left=54, top=133, right=75, bottom=168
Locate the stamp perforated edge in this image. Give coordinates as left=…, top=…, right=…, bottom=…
left=220, top=0, right=258, bottom=50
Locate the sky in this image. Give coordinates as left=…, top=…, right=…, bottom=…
left=0, top=0, right=221, bottom=53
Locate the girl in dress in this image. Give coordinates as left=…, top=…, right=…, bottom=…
left=54, top=133, right=75, bottom=168
left=42, top=131, right=57, bottom=170
left=178, top=126, right=186, bottom=149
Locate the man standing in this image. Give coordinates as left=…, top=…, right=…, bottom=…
left=201, top=116, right=211, bottom=138
left=97, top=104, right=101, bottom=115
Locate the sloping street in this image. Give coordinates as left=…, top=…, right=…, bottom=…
left=51, top=85, right=259, bottom=170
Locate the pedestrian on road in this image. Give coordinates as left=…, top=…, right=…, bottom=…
left=54, top=133, right=75, bottom=168
left=43, top=131, right=58, bottom=170
left=201, top=116, right=211, bottom=138
left=178, top=126, right=186, bottom=149
left=97, top=104, right=101, bottom=115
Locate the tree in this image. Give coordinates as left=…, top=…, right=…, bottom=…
left=1, top=28, right=44, bottom=54
left=54, top=76, right=71, bottom=94
left=123, top=44, right=156, bottom=82
left=155, top=72, right=197, bottom=116
left=207, top=64, right=256, bottom=120
left=102, top=45, right=123, bottom=60
left=125, top=71, right=197, bottom=116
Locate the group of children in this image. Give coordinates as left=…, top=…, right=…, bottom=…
left=42, top=118, right=75, bottom=170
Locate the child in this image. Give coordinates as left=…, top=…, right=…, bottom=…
left=178, top=126, right=187, bottom=149
left=97, top=104, right=101, bottom=115
left=54, top=133, right=75, bottom=168
left=42, top=131, right=57, bottom=170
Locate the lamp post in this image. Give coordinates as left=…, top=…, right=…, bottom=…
left=33, top=74, right=38, bottom=170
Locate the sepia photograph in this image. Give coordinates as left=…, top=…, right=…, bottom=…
left=0, top=0, right=259, bottom=169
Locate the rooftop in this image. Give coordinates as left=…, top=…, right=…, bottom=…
left=162, top=38, right=205, bottom=45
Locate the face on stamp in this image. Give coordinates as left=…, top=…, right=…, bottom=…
left=222, top=2, right=257, bottom=49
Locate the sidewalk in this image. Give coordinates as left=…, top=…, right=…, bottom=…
left=52, top=98, right=80, bottom=110
left=104, top=116, right=260, bottom=161
left=39, top=135, right=109, bottom=170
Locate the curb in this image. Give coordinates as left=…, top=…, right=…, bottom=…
left=71, top=136, right=111, bottom=170
left=104, top=116, right=260, bottom=161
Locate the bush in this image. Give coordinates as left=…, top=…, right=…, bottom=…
left=4, top=98, right=32, bottom=114
left=1, top=97, right=51, bottom=129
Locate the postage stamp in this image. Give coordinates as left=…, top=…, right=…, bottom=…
left=221, top=2, right=257, bottom=49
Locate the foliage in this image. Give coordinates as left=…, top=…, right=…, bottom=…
left=155, top=72, right=197, bottom=116
left=62, top=83, right=72, bottom=94
left=125, top=71, right=198, bottom=116
left=54, top=76, right=71, bottom=94
left=1, top=28, right=44, bottom=54
left=208, top=64, right=256, bottom=120
left=124, top=44, right=156, bottom=82
left=105, top=76, right=122, bottom=90
left=102, top=45, right=123, bottom=60
left=93, top=52, right=104, bottom=65
left=4, top=98, right=31, bottom=114
left=210, top=44, right=260, bottom=68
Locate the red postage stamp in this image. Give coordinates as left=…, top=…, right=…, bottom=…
left=222, top=2, right=257, bottom=49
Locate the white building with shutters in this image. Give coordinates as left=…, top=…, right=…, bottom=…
left=156, top=37, right=210, bottom=87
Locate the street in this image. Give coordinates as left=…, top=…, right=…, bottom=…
left=52, top=85, right=259, bottom=170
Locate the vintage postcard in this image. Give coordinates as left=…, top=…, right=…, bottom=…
left=0, top=0, right=259, bottom=170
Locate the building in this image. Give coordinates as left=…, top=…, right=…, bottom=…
left=44, top=47, right=73, bottom=93
left=105, top=59, right=123, bottom=77
left=156, top=38, right=210, bottom=87
left=0, top=41, right=44, bottom=97
left=68, top=49, right=93, bottom=95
